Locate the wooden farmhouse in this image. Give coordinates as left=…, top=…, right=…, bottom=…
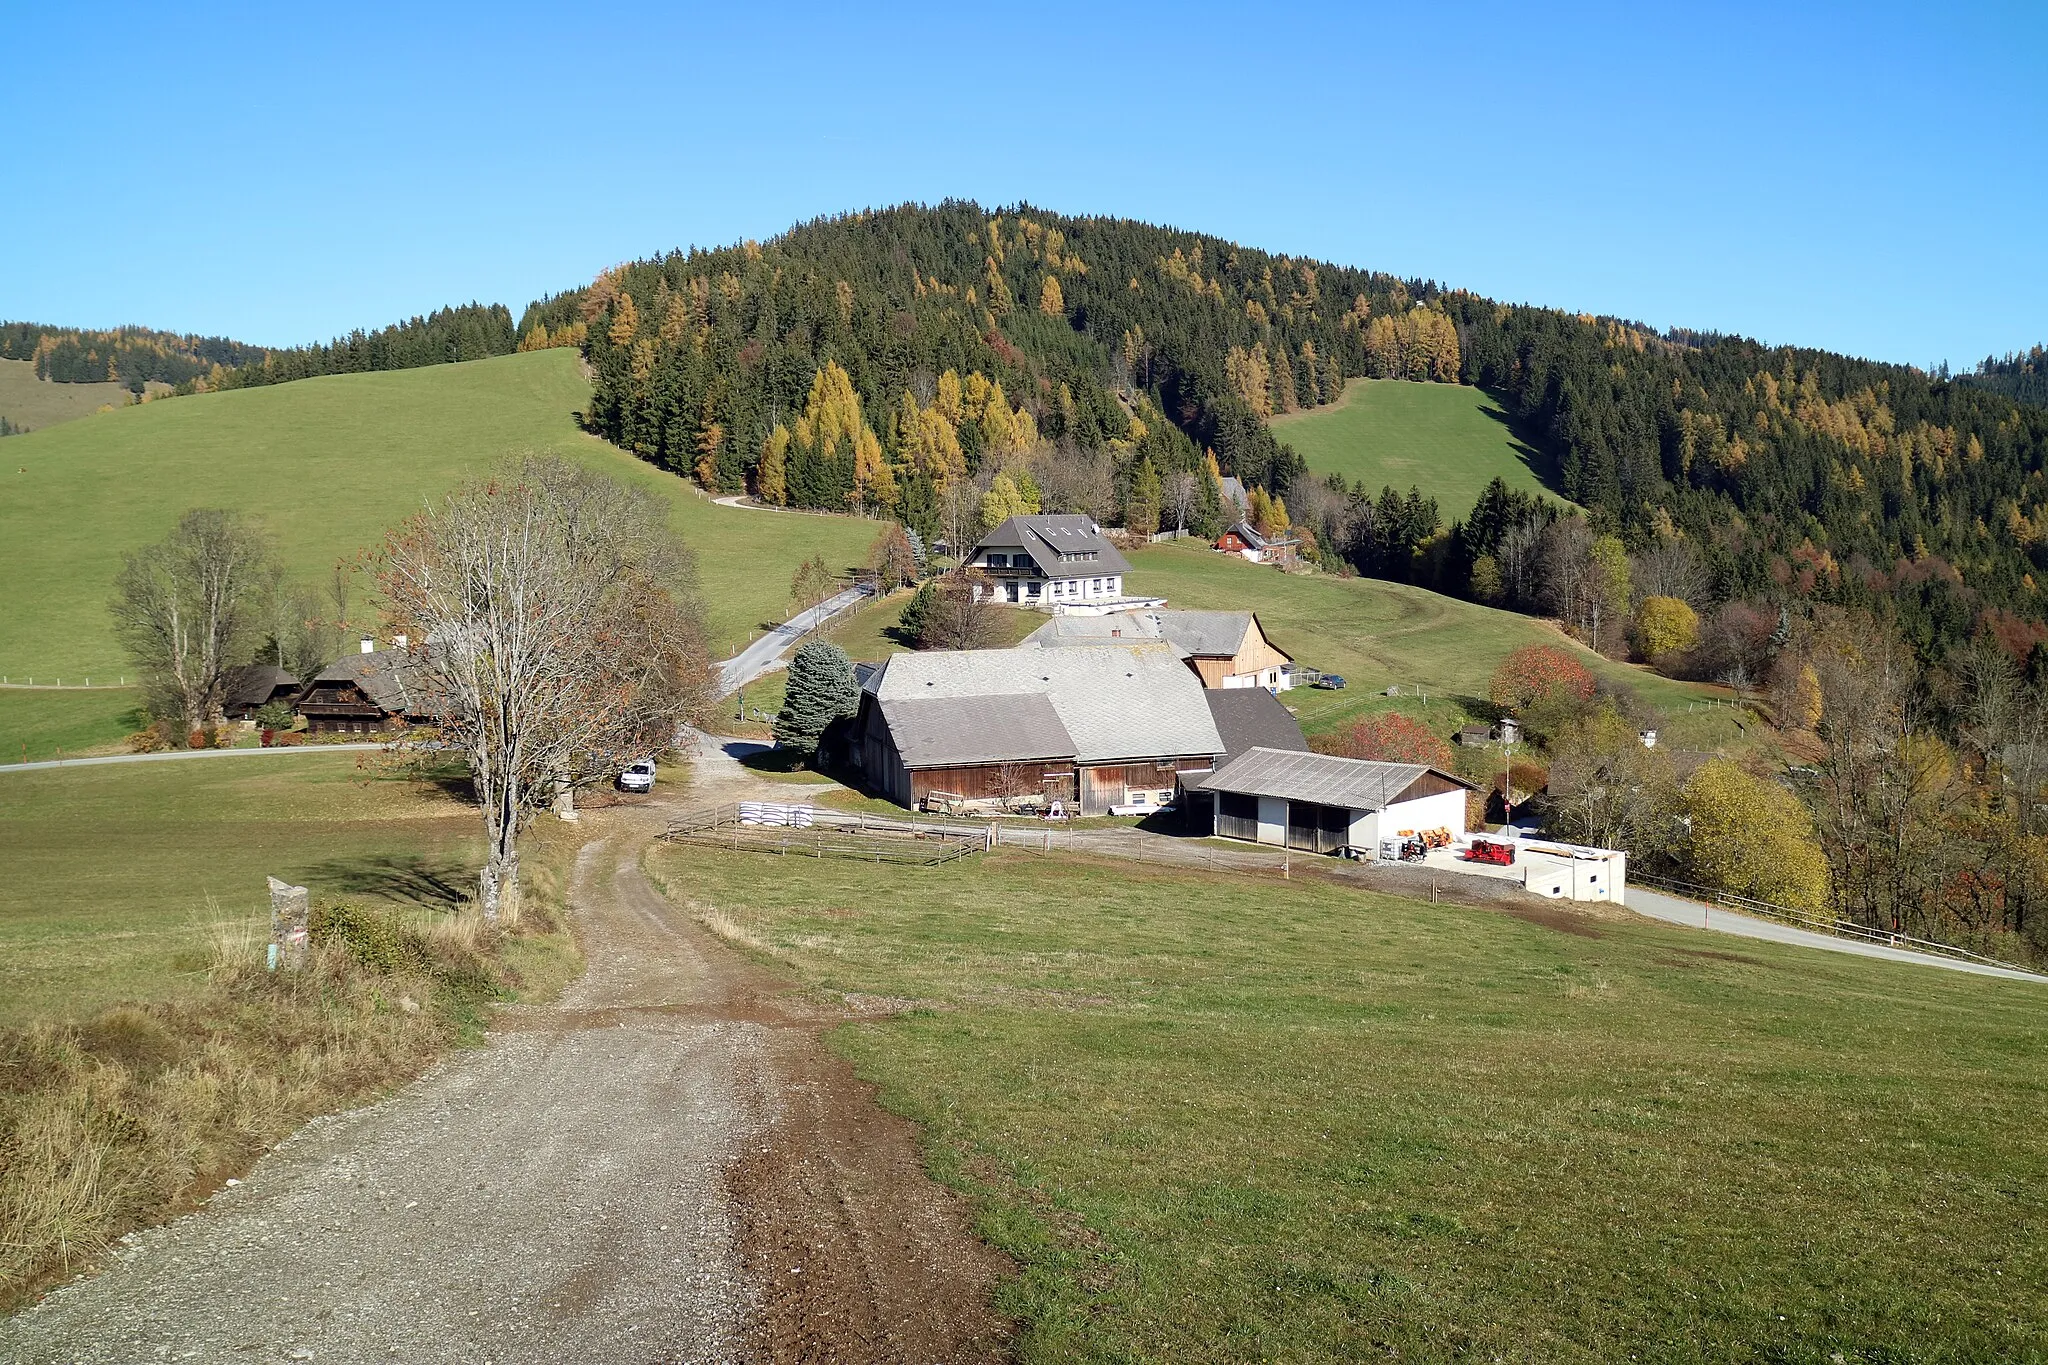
left=845, top=642, right=1225, bottom=814
left=221, top=664, right=302, bottom=721
left=1216, top=520, right=1301, bottom=567
left=964, top=515, right=1133, bottom=608
left=1186, top=748, right=1476, bottom=856
left=1025, top=609, right=1297, bottom=690
left=294, top=642, right=442, bottom=736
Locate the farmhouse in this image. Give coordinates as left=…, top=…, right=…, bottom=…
left=964, top=514, right=1132, bottom=607
left=294, top=641, right=441, bottom=735
left=847, top=641, right=1225, bottom=814
left=1186, top=747, right=1475, bottom=855
left=1215, top=520, right=1300, bottom=567
left=221, top=664, right=301, bottom=721
left=1025, top=609, right=1297, bottom=690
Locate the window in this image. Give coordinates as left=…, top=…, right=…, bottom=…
left=987, top=553, right=1007, bottom=568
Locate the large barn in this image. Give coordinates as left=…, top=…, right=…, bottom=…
left=1185, top=747, right=1476, bottom=856
left=846, top=642, right=1225, bottom=814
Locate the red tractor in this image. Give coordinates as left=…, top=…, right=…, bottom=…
left=1464, top=838, right=1517, bottom=866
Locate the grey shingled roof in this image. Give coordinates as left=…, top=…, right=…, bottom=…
left=1023, top=609, right=1281, bottom=662
left=1191, top=747, right=1474, bottom=809
left=1204, top=690, right=1308, bottom=761
left=971, top=515, right=1132, bottom=576
left=304, top=649, right=447, bottom=718
left=873, top=642, right=1222, bottom=763
left=878, top=694, right=1076, bottom=767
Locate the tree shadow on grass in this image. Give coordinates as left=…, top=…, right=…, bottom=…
left=738, top=746, right=810, bottom=774
left=1473, top=388, right=1570, bottom=500
left=303, top=852, right=473, bottom=910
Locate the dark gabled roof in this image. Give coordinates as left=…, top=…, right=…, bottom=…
left=1223, top=520, right=1268, bottom=549
left=971, top=515, right=1132, bottom=576
left=1190, top=747, right=1476, bottom=809
left=1204, top=690, right=1308, bottom=761
left=223, top=664, right=299, bottom=709
left=878, top=694, right=1076, bottom=767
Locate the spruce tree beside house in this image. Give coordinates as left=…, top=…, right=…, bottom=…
left=773, top=641, right=859, bottom=763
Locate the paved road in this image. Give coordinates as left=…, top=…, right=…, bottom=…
left=716, top=585, right=872, bottom=696
left=1628, top=887, right=2048, bottom=983
left=0, top=743, right=387, bottom=774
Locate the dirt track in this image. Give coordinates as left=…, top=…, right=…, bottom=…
left=1, top=758, right=1010, bottom=1364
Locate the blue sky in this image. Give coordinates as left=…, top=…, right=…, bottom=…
left=4, top=1, right=2042, bottom=368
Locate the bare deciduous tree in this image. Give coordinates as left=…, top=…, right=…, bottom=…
left=918, top=572, right=1002, bottom=651
left=1034, top=442, right=1116, bottom=522
left=1631, top=536, right=1709, bottom=608
left=378, top=456, right=714, bottom=920
left=1163, top=470, right=1199, bottom=537
left=111, top=508, right=276, bottom=740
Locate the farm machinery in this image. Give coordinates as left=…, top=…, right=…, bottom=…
left=1463, top=837, right=1518, bottom=866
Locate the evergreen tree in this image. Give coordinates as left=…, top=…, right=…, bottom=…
left=773, top=641, right=858, bottom=759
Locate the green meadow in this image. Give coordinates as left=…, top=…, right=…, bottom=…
left=1126, top=540, right=1748, bottom=752
left=1272, top=379, right=1561, bottom=515
left=0, top=348, right=879, bottom=681
left=0, top=753, right=484, bottom=1025
left=648, top=842, right=2048, bottom=1365
left=0, top=357, right=148, bottom=435
left=0, top=687, right=144, bottom=764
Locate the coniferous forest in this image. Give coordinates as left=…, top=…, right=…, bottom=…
left=556, top=202, right=2048, bottom=673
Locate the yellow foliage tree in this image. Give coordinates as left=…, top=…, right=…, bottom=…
left=1224, top=343, right=1273, bottom=417
left=852, top=426, right=896, bottom=511
left=1039, top=275, right=1065, bottom=316
left=608, top=293, right=639, bottom=346
left=984, top=257, right=1013, bottom=316
left=980, top=474, right=1028, bottom=531
left=1634, top=595, right=1700, bottom=660
left=758, top=424, right=790, bottom=505
left=935, top=369, right=964, bottom=426
left=1679, top=759, right=1830, bottom=912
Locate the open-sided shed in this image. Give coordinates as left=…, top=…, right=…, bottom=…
left=1186, top=747, right=1475, bottom=855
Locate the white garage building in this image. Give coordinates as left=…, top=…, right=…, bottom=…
left=1185, top=747, right=1475, bottom=855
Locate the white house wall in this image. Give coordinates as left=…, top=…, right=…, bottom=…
left=1377, top=790, right=1467, bottom=841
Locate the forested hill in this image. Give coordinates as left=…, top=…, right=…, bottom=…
left=1, top=303, right=525, bottom=398
left=552, top=201, right=2048, bottom=659
left=0, top=323, right=266, bottom=390
left=1963, top=345, right=2048, bottom=408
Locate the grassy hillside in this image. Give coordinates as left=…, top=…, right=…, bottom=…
left=652, top=844, right=2048, bottom=1363
left=1127, top=540, right=1749, bottom=753
left=0, top=753, right=484, bottom=1024
left=0, top=687, right=143, bottom=764
left=1271, top=379, right=1560, bottom=513
left=0, top=358, right=150, bottom=434
left=0, top=348, right=879, bottom=684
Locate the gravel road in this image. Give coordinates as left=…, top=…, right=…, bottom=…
left=3, top=775, right=1008, bottom=1362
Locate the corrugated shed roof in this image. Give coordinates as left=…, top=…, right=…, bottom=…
left=1192, top=747, right=1474, bottom=809
left=972, top=515, right=1132, bottom=576
left=1204, top=690, right=1308, bottom=760
left=879, top=694, right=1076, bottom=767
left=873, top=642, right=1222, bottom=763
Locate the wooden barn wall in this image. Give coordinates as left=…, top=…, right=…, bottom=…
left=911, top=762, right=1077, bottom=805
left=1395, top=771, right=1470, bottom=802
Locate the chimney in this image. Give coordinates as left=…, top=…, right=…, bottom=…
left=393, top=633, right=409, bottom=650
left=359, top=636, right=375, bottom=654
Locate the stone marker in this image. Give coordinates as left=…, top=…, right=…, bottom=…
left=267, top=876, right=310, bottom=971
